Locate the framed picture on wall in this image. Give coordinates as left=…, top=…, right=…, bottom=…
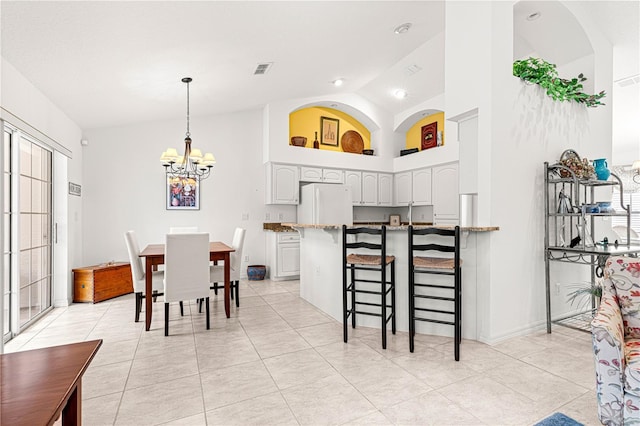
left=167, top=176, right=200, bottom=210
left=320, top=116, right=339, bottom=146
left=421, top=122, right=438, bottom=150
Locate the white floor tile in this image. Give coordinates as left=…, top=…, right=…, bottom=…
left=3, top=282, right=601, bottom=425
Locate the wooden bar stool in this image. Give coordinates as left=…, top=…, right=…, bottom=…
left=342, top=225, right=396, bottom=349
left=408, top=225, right=462, bottom=360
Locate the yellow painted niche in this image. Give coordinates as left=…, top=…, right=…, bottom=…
left=405, top=112, right=445, bottom=150
left=289, top=107, right=371, bottom=152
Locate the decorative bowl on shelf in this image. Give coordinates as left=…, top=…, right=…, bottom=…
left=290, top=136, right=307, bottom=147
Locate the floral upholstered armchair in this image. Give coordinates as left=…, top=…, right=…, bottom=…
left=592, top=256, right=640, bottom=425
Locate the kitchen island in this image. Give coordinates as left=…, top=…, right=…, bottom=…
left=284, top=223, right=499, bottom=342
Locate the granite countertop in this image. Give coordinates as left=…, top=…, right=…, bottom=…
left=263, top=223, right=297, bottom=232
left=283, top=223, right=500, bottom=232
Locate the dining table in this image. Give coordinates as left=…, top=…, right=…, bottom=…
left=139, top=241, right=235, bottom=331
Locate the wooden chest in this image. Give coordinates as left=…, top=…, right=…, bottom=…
left=73, top=262, right=133, bottom=303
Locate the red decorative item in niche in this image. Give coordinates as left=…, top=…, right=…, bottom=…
left=421, top=122, right=437, bottom=150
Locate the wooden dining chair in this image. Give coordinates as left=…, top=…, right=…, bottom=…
left=124, top=231, right=164, bottom=322
left=164, top=232, right=211, bottom=336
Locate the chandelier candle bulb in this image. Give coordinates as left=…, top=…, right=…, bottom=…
left=189, top=149, right=203, bottom=162
left=202, top=153, right=216, bottom=166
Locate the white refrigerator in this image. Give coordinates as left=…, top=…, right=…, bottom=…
left=297, top=183, right=353, bottom=225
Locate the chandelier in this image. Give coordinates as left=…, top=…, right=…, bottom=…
left=160, top=77, right=216, bottom=180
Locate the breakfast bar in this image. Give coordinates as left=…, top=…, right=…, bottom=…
left=286, top=223, right=499, bottom=342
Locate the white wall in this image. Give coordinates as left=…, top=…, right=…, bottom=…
left=444, top=1, right=613, bottom=343
left=82, top=109, right=267, bottom=274
left=1, top=57, right=83, bottom=309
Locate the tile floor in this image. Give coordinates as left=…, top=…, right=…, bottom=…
left=5, top=279, right=601, bottom=426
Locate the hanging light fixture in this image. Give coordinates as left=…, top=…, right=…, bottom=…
left=160, top=77, right=216, bottom=180
left=633, top=160, right=640, bottom=184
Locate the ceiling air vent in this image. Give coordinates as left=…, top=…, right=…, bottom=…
left=405, top=64, right=422, bottom=76
left=615, top=74, right=640, bottom=88
left=254, top=62, right=273, bottom=75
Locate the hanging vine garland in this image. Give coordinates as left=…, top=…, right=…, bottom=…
left=513, top=57, right=606, bottom=107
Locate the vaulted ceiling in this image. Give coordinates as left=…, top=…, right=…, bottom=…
left=1, top=0, right=637, bottom=157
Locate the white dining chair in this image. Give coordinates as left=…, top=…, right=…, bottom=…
left=169, top=226, right=198, bottom=234
left=124, top=230, right=165, bottom=322
left=164, top=232, right=211, bottom=336
left=210, top=228, right=246, bottom=308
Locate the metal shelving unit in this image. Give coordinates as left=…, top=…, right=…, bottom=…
left=544, top=161, right=640, bottom=333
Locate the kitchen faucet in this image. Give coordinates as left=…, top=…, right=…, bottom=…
left=408, top=202, right=413, bottom=225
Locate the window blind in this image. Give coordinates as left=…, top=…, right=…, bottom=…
left=612, top=189, right=640, bottom=234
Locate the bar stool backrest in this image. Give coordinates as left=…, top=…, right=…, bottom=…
left=409, top=226, right=460, bottom=269
left=343, top=226, right=386, bottom=251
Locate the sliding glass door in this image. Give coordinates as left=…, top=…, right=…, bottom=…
left=19, top=136, right=53, bottom=328
left=2, top=126, right=53, bottom=342
left=2, top=130, right=10, bottom=339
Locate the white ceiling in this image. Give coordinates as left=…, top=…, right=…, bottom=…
left=0, top=0, right=638, bottom=147
left=0, top=1, right=445, bottom=130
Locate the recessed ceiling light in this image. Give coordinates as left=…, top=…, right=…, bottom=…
left=332, top=78, right=344, bottom=87
left=526, top=12, right=541, bottom=21
left=394, top=89, right=408, bottom=99
left=394, top=23, right=412, bottom=34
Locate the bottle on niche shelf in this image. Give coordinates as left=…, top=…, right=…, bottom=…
left=313, top=132, right=319, bottom=149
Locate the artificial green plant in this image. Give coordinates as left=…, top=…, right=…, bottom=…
left=513, top=57, right=606, bottom=107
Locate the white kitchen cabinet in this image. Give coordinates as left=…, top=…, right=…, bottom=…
left=266, top=163, right=299, bottom=204
left=345, top=171, right=392, bottom=206
left=394, top=172, right=412, bottom=206
left=322, top=169, right=344, bottom=183
left=361, top=172, right=378, bottom=205
left=433, top=162, right=459, bottom=223
left=300, top=166, right=323, bottom=182
left=267, top=232, right=300, bottom=281
left=300, top=167, right=344, bottom=183
left=412, top=168, right=432, bottom=205
left=378, top=173, right=393, bottom=206
left=344, top=170, right=362, bottom=204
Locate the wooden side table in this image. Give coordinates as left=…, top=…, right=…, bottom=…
left=73, top=262, right=133, bottom=303
left=1, top=339, right=102, bottom=425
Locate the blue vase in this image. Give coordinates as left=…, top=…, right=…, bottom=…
left=593, top=158, right=610, bottom=180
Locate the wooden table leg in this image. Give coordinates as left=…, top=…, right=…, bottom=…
left=224, top=253, right=230, bottom=318
left=145, top=257, right=153, bottom=331
left=62, top=381, right=81, bottom=425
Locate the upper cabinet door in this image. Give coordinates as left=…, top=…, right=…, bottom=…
left=361, top=172, right=378, bottom=205
left=323, top=169, right=344, bottom=184
left=394, top=172, right=412, bottom=206
left=300, top=166, right=323, bottom=182
left=344, top=170, right=362, bottom=205
left=271, top=164, right=299, bottom=204
left=412, top=168, right=432, bottom=205
left=378, top=173, right=393, bottom=206
left=433, top=162, right=459, bottom=220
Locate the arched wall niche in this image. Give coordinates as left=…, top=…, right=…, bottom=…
left=393, top=108, right=445, bottom=157
left=513, top=0, right=596, bottom=93
left=290, top=100, right=380, bottom=132
left=395, top=109, right=443, bottom=133
left=288, top=101, right=380, bottom=153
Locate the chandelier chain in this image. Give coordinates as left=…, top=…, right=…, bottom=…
left=186, top=80, right=190, bottom=138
